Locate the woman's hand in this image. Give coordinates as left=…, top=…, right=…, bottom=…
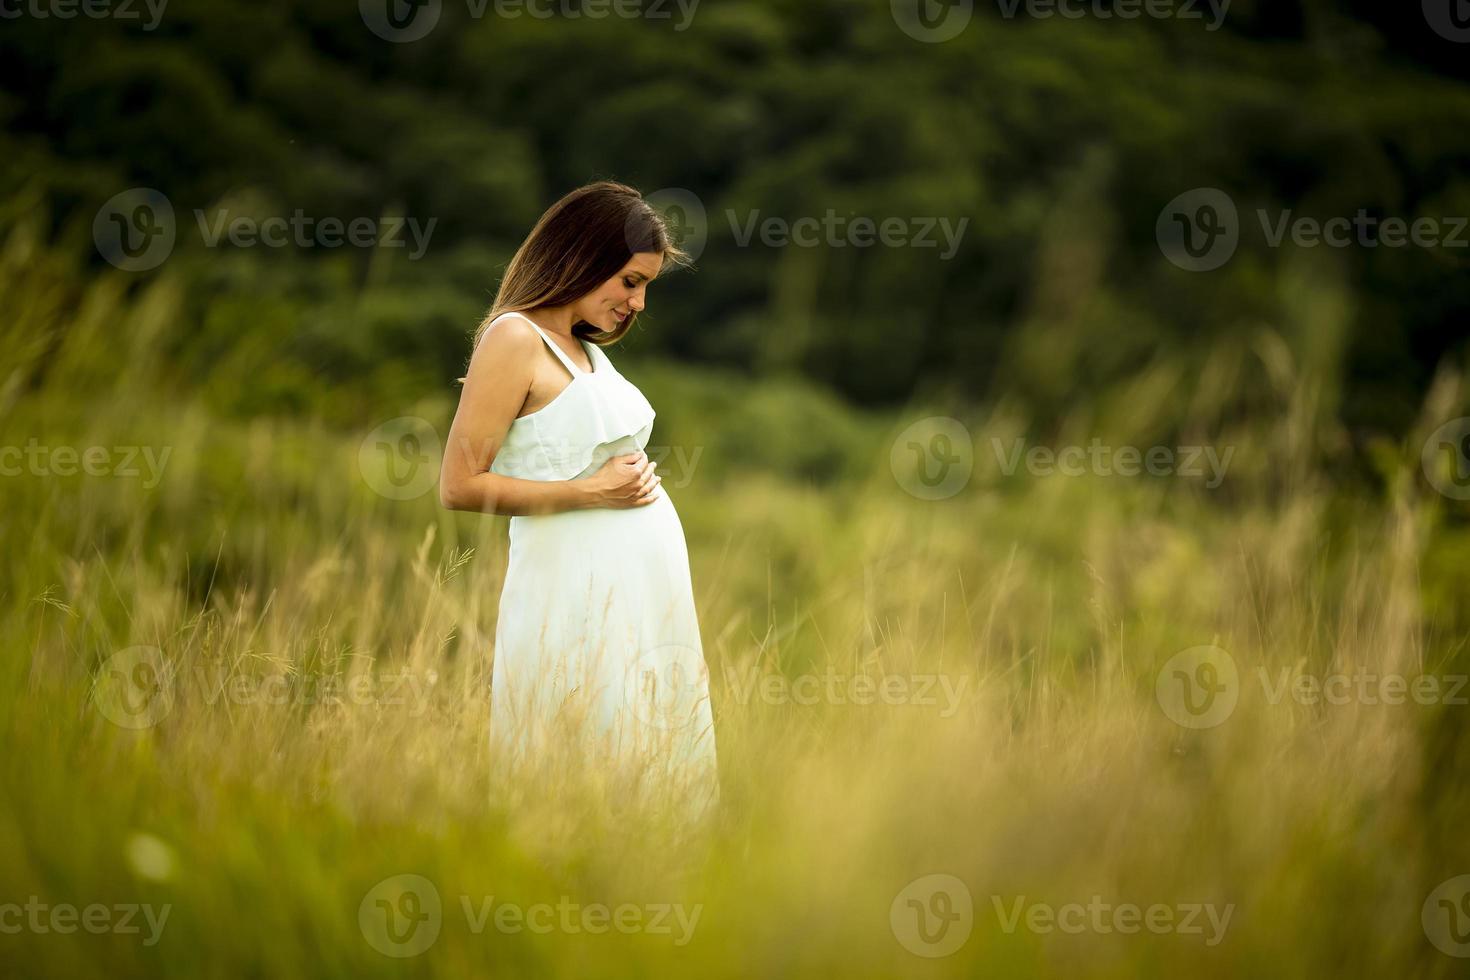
left=584, top=450, right=661, bottom=508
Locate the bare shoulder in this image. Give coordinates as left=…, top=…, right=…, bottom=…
left=469, top=312, right=541, bottom=373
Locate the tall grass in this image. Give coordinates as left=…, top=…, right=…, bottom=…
left=2, top=222, right=1468, bottom=978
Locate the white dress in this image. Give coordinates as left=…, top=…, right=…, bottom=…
left=485, top=312, right=719, bottom=814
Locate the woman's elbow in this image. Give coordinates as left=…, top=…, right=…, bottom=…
left=439, top=477, right=468, bottom=512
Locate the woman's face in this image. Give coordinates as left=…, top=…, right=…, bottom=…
left=573, top=251, right=662, bottom=331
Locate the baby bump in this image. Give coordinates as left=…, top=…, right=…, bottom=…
left=508, top=482, right=688, bottom=568
left=503, top=491, right=694, bottom=632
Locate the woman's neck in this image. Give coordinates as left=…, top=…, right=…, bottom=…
left=524, top=306, right=575, bottom=336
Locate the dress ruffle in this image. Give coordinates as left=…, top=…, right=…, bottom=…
left=492, top=369, right=657, bottom=482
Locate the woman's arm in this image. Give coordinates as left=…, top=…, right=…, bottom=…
left=438, top=317, right=593, bottom=516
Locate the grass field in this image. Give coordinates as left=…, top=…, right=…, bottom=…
left=3, top=230, right=1470, bottom=978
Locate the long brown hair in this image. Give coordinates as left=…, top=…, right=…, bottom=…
left=459, top=181, right=690, bottom=382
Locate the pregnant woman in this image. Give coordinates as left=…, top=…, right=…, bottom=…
left=439, top=181, right=718, bottom=818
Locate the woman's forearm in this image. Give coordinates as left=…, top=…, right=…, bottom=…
left=440, top=471, right=592, bottom=516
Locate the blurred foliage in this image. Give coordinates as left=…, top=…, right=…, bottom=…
left=6, top=9, right=1470, bottom=975
left=2, top=0, right=1468, bottom=453
left=3, top=221, right=1470, bottom=975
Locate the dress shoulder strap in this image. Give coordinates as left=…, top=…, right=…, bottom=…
left=495, top=312, right=588, bottom=376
